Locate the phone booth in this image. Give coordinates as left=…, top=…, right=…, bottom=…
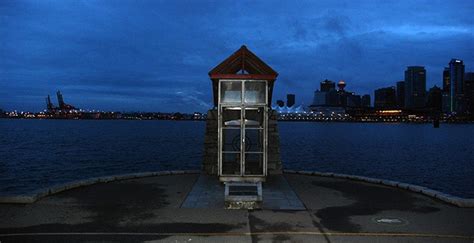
left=209, top=45, right=278, bottom=186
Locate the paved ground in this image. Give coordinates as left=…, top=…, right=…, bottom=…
left=0, top=173, right=473, bottom=242
left=182, top=174, right=305, bottom=210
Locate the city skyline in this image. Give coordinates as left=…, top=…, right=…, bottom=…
left=1, top=0, right=473, bottom=112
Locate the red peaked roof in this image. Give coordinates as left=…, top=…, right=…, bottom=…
left=208, top=45, right=278, bottom=106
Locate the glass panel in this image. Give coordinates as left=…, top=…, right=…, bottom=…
left=244, top=81, right=266, bottom=104
left=222, top=107, right=241, bottom=127
left=244, top=107, right=264, bottom=128
left=222, top=153, right=241, bottom=175
left=221, top=81, right=242, bottom=103
left=245, top=153, right=264, bottom=175
left=244, top=129, right=263, bottom=152
left=223, top=129, right=241, bottom=152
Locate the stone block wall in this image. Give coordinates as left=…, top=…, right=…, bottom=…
left=202, top=109, right=282, bottom=175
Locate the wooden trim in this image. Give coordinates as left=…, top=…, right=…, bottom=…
left=210, top=74, right=277, bottom=80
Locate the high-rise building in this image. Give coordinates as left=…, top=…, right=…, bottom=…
left=320, top=79, right=335, bottom=92
left=404, top=66, right=426, bottom=109
left=442, top=67, right=451, bottom=113
left=426, top=85, right=442, bottom=112
left=396, top=81, right=405, bottom=108
left=276, top=100, right=284, bottom=107
left=443, top=67, right=450, bottom=92
left=448, top=59, right=465, bottom=113
left=287, top=94, right=295, bottom=107
left=312, top=90, right=326, bottom=106
left=465, top=72, right=474, bottom=114
left=374, top=87, right=396, bottom=109
left=326, top=89, right=338, bottom=106
left=361, top=94, right=371, bottom=107
left=346, top=94, right=361, bottom=107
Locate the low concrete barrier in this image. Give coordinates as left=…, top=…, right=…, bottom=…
left=0, top=170, right=200, bottom=204
left=284, top=170, right=474, bottom=208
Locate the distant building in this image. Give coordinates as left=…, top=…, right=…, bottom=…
left=448, top=59, right=465, bottom=113
left=443, top=67, right=450, bottom=92
left=396, top=81, right=405, bottom=108
left=287, top=94, right=295, bottom=107
left=320, top=79, right=335, bottom=92
left=404, top=66, right=426, bottom=109
left=276, top=100, right=285, bottom=107
left=337, top=90, right=348, bottom=107
left=465, top=72, right=474, bottom=114
left=312, top=90, right=326, bottom=106
left=426, top=86, right=442, bottom=112
left=346, top=94, right=361, bottom=107
left=374, top=87, right=396, bottom=109
left=337, top=80, right=346, bottom=91
left=326, top=89, right=339, bottom=106
left=361, top=94, right=371, bottom=107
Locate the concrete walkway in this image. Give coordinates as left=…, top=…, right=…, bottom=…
left=1, top=173, right=473, bottom=242
left=181, top=174, right=305, bottom=210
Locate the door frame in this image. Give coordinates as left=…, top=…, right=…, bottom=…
left=218, top=79, right=268, bottom=181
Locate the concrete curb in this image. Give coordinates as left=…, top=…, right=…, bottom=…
left=0, top=170, right=200, bottom=204
left=283, top=170, right=474, bottom=208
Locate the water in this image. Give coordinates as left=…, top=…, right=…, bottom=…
left=0, top=119, right=473, bottom=198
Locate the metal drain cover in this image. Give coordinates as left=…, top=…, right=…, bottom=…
left=372, top=217, right=408, bottom=226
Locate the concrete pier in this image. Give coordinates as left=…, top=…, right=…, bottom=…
left=1, top=173, right=473, bottom=242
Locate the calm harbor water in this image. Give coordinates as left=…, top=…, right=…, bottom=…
left=0, top=119, right=473, bottom=198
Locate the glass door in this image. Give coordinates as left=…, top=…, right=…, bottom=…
left=219, top=80, right=267, bottom=177
left=243, top=107, right=265, bottom=176
left=221, top=106, right=242, bottom=175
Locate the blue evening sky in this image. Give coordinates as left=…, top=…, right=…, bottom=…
left=1, top=0, right=473, bottom=112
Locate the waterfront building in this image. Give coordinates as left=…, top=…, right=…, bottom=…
left=374, top=87, right=397, bottom=109
left=426, top=85, right=442, bottom=112
left=465, top=72, right=474, bottom=114
left=346, top=94, right=361, bottom=107
left=443, top=67, right=450, bottom=92
left=312, top=90, right=326, bottom=106
left=311, top=79, right=338, bottom=107
left=287, top=94, right=295, bottom=107
left=361, top=94, right=371, bottom=107
left=326, top=89, right=339, bottom=106
left=276, top=100, right=284, bottom=107
left=448, top=59, right=465, bottom=113
left=442, top=67, right=451, bottom=112
left=320, top=79, right=335, bottom=92
left=404, top=66, right=426, bottom=109
left=396, top=81, right=405, bottom=108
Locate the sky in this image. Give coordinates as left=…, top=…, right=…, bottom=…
left=1, top=0, right=473, bottom=113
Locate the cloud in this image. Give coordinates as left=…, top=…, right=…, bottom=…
left=1, top=0, right=473, bottom=111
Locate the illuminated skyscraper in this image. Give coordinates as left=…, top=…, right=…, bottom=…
left=404, top=66, right=426, bottom=109
left=448, top=59, right=465, bottom=113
